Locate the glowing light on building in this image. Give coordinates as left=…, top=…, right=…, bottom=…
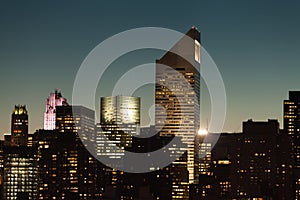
left=155, top=26, right=200, bottom=199
left=198, top=129, right=208, bottom=136
left=11, top=105, right=28, bottom=146
left=44, top=89, right=68, bottom=130
left=97, top=96, right=140, bottom=159
left=3, top=146, right=38, bottom=200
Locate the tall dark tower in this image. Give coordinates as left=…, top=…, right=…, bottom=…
left=284, top=91, right=300, bottom=198
left=11, top=105, right=28, bottom=146
left=155, top=27, right=200, bottom=199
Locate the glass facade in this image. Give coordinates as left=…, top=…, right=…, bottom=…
left=96, top=96, right=140, bottom=163
left=155, top=27, right=200, bottom=199
left=101, top=96, right=140, bottom=125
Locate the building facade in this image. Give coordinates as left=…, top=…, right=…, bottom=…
left=155, top=27, right=200, bottom=199
left=33, top=130, right=103, bottom=200
left=3, top=146, right=38, bottom=200
left=55, top=105, right=95, bottom=145
left=43, top=90, right=68, bottom=130
left=96, top=96, right=140, bottom=159
left=11, top=105, right=28, bottom=147
left=283, top=91, right=300, bottom=198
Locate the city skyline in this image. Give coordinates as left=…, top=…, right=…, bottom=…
left=0, top=19, right=299, bottom=198
left=1, top=1, right=300, bottom=136
left=0, top=87, right=295, bottom=135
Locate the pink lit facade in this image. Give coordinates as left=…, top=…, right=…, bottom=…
left=43, top=90, right=68, bottom=130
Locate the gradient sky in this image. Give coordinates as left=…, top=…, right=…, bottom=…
left=0, top=0, right=300, bottom=138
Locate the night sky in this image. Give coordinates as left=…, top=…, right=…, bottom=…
left=0, top=0, right=300, bottom=137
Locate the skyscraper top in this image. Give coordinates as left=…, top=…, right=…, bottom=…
left=191, top=25, right=198, bottom=30
left=157, top=26, right=200, bottom=72
left=44, top=89, right=68, bottom=130
left=13, top=105, right=27, bottom=115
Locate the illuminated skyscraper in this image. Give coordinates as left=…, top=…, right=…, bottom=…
left=3, top=146, right=38, bottom=200
left=155, top=27, right=200, bottom=199
left=100, top=96, right=140, bottom=125
left=11, top=105, right=28, bottom=146
left=44, top=90, right=68, bottom=130
left=96, top=96, right=140, bottom=158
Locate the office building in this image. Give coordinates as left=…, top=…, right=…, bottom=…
left=283, top=91, right=300, bottom=198
left=95, top=96, right=140, bottom=199
left=55, top=105, right=95, bottom=145
left=33, top=129, right=103, bottom=200
left=96, top=96, right=140, bottom=159
left=44, top=89, right=68, bottom=130
left=3, top=146, right=38, bottom=200
left=155, top=27, right=200, bottom=199
left=231, top=119, right=279, bottom=199
left=11, top=105, right=28, bottom=146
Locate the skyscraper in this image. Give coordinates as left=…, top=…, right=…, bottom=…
left=11, top=105, right=28, bottom=146
left=284, top=91, right=300, bottom=198
left=100, top=96, right=140, bottom=125
left=3, top=146, right=38, bottom=200
left=231, top=119, right=279, bottom=199
left=96, top=96, right=140, bottom=159
left=55, top=105, right=95, bottom=144
left=33, top=130, right=103, bottom=200
left=44, top=90, right=68, bottom=130
left=96, top=96, right=141, bottom=198
left=155, top=27, right=200, bottom=199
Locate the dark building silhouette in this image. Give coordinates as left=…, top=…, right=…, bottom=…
left=107, top=126, right=174, bottom=200
left=35, top=104, right=101, bottom=199
left=0, top=140, right=4, bottom=199
left=196, top=120, right=292, bottom=200
left=209, top=133, right=239, bottom=199
left=230, top=120, right=279, bottom=199
left=16, top=192, right=29, bottom=200
left=274, top=129, right=293, bottom=199
left=56, top=105, right=95, bottom=145
left=11, top=105, right=28, bottom=146
left=33, top=129, right=104, bottom=200
left=284, top=91, right=300, bottom=198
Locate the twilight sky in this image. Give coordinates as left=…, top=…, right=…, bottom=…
left=0, top=0, right=300, bottom=137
